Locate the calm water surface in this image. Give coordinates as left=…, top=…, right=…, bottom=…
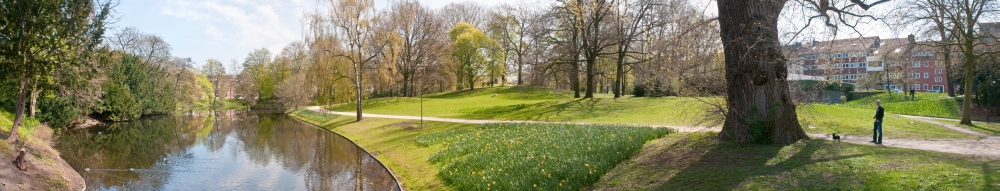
left=56, top=111, right=399, bottom=191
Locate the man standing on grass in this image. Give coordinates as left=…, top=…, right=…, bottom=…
left=872, top=100, right=884, bottom=144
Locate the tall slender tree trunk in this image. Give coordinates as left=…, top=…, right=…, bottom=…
left=960, top=50, right=975, bottom=124
left=584, top=57, right=596, bottom=98
left=571, top=62, right=580, bottom=98
left=945, top=53, right=956, bottom=97
left=517, top=55, right=524, bottom=85
left=355, top=57, right=364, bottom=122
left=614, top=47, right=627, bottom=98
left=28, top=85, right=38, bottom=118
left=7, top=77, right=29, bottom=142
left=717, top=0, right=807, bottom=144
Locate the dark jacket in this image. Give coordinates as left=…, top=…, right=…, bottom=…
left=874, top=106, right=885, bottom=121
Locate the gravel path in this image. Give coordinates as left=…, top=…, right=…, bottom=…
left=306, top=106, right=1000, bottom=158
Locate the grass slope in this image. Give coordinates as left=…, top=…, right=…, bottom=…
left=799, top=104, right=977, bottom=140
left=326, top=86, right=712, bottom=126
left=845, top=92, right=962, bottom=119
left=327, top=86, right=973, bottom=140
left=593, top=132, right=1000, bottom=190
left=931, top=119, right=1000, bottom=136
left=1, top=110, right=80, bottom=190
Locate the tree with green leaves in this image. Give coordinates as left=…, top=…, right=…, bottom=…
left=203, top=59, right=225, bottom=105
left=450, top=22, right=503, bottom=90
left=0, top=0, right=112, bottom=142
left=242, top=48, right=274, bottom=102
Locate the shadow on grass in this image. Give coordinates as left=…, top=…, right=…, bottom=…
left=985, top=162, right=997, bottom=191
left=658, top=138, right=870, bottom=190
left=964, top=124, right=1000, bottom=136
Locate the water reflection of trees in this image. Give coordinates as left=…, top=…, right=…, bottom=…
left=56, top=111, right=399, bottom=190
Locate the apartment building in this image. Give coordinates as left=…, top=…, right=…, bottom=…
left=790, top=35, right=950, bottom=92
left=797, top=37, right=879, bottom=84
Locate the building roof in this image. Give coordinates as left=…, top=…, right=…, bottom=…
left=870, top=37, right=912, bottom=58
left=798, top=36, right=880, bottom=55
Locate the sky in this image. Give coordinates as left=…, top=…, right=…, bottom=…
left=113, top=0, right=517, bottom=70
left=115, top=0, right=906, bottom=71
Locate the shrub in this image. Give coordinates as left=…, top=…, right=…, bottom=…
left=38, top=97, right=78, bottom=129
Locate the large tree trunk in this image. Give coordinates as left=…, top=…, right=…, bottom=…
left=960, top=51, right=975, bottom=124
left=717, top=0, right=807, bottom=144
left=7, top=77, right=29, bottom=142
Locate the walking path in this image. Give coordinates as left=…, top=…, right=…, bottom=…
left=305, top=106, right=1000, bottom=158
left=900, top=115, right=994, bottom=137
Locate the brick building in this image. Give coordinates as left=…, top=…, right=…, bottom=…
left=790, top=35, right=951, bottom=92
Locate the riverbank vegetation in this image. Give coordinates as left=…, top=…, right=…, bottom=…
left=1, top=111, right=83, bottom=190
left=290, top=112, right=669, bottom=190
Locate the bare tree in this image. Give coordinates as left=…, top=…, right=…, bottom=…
left=385, top=0, right=447, bottom=96
left=899, top=0, right=1000, bottom=124
left=313, top=0, right=389, bottom=122
left=275, top=73, right=316, bottom=109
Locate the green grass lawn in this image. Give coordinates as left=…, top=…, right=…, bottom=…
left=798, top=104, right=977, bottom=140
left=844, top=92, right=962, bottom=119
left=326, top=86, right=713, bottom=126
left=592, top=132, right=1000, bottom=190
left=325, top=86, right=972, bottom=140
left=931, top=119, right=1000, bottom=136
left=288, top=110, right=338, bottom=124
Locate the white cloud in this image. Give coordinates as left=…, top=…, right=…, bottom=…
left=161, top=0, right=305, bottom=62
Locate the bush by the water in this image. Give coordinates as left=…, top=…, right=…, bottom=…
left=415, top=123, right=671, bottom=190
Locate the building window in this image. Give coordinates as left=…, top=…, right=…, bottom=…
left=924, top=72, right=929, bottom=78
left=910, top=73, right=920, bottom=79
left=912, top=84, right=921, bottom=90
left=936, top=69, right=943, bottom=74
left=923, top=61, right=929, bottom=67
left=935, top=77, right=943, bottom=82
left=911, top=62, right=921, bottom=67
left=924, top=84, right=929, bottom=90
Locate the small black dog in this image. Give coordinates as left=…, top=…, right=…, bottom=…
left=832, top=133, right=841, bottom=142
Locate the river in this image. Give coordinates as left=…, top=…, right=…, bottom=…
left=55, top=111, right=400, bottom=191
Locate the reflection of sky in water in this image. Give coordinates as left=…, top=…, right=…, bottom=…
left=57, top=111, right=399, bottom=191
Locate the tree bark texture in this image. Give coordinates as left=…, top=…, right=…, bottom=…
left=960, top=50, right=975, bottom=124
left=7, top=77, right=29, bottom=142
left=717, top=0, right=808, bottom=144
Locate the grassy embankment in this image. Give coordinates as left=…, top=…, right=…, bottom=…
left=326, top=86, right=975, bottom=140
left=592, top=132, right=1000, bottom=190
left=843, top=92, right=1000, bottom=137
left=291, top=110, right=999, bottom=190
left=844, top=92, right=962, bottom=119
left=0, top=110, right=77, bottom=190
left=289, top=110, right=670, bottom=190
